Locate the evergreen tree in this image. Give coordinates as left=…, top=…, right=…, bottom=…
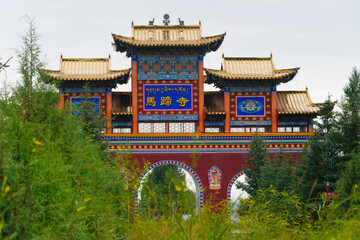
left=298, top=96, right=339, bottom=201
left=259, top=148, right=298, bottom=192
left=236, top=135, right=269, bottom=196
left=337, top=67, right=360, bottom=169
left=336, top=67, right=360, bottom=201
left=337, top=150, right=360, bottom=201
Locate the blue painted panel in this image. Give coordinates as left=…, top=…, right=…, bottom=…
left=137, top=56, right=198, bottom=80
left=236, top=96, right=266, bottom=117
left=71, top=97, right=100, bottom=116
left=144, top=84, right=192, bottom=111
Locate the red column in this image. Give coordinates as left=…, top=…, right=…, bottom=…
left=224, top=92, right=230, bottom=133
left=58, top=92, right=64, bottom=109
left=271, top=91, right=278, bottom=133
left=132, top=60, right=138, bottom=134
left=106, top=92, right=112, bottom=134
left=308, top=124, right=313, bottom=133
left=198, top=60, right=205, bottom=133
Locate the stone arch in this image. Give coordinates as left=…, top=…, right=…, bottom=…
left=135, top=160, right=204, bottom=214
left=227, top=171, right=244, bottom=214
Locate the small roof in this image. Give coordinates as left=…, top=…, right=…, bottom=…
left=112, top=25, right=225, bottom=54
left=45, top=58, right=131, bottom=83
left=205, top=57, right=299, bottom=85
left=277, top=90, right=319, bottom=114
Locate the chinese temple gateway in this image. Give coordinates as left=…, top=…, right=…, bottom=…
left=45, top=16, right=321, bottom=211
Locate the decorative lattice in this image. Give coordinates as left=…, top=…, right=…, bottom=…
left=113, top=128, right=121, bottom=133
left=205, top=127, right=220, bottom=133
left=293, top=127, right=300, bottom=132
left=169, top=122, right=182, bottom=133
left=113, top=128, right=132, bottom=133
left=153, top=122, right=166, bottom=133
left=277, top=127, right=286, bottom=132
left=286, top=127, right=292, bottom=132
left=230, top=127, right=246, bottom=133
left=139, top=123, right=152, bottom=133
left=252, top=127, right=265, bottom=133
left=184, top=122, right=195, bottom=133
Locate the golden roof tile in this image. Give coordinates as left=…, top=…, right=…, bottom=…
left=277, top=90, right=319, bottom=114
left=112, top=25, right=225, bottom=52
left=205, top=57, right=299, bottom=81
left=45, top=58, right=131, bottom=82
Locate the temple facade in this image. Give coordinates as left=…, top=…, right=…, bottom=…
left=45, top=16, right=321, bottom=211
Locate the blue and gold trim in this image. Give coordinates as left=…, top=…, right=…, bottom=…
left=224, top=87, right=275, bottom=92
left=230, top=120, right=271, bottom=126
left=227, top=171, right=244, bottom=214
left=138, top=114, right=199, bottom=121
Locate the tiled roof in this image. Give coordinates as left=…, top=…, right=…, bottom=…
left=205, top=57, right=298, bottom=81
left=112, top=25, right=225, bottom=51
left=112, top=92, right=132, bottom=114
left=277, top=91, right=319, bottom=114
left=45, top=58, right=131, bottom=82
left=204, top=91, right=225, bottom=114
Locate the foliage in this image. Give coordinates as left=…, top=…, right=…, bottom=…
left=76, top=84, right=109, bottom=154
left=237, top=187, right=311, bottom=238
left=128, top=202, right=234, bottom=240
left=237, top=135, right=299, bottom=196
left=236, top=135, right=269, bottom=196
left=0, top=17, right=132, bottom=239
left=259, top=149, right=298, bottom=192
left=337, top=150, right=360, bottom=206
left=298, top=95, right=340, bottom=203
left=0, top=57, right=12, bottom=73
left=139, top=165, right=196, bottom=217
left=337, top=67, right=360, bottom=163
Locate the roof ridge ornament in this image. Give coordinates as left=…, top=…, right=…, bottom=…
left=149, top=18, right=155, bottom=25
left=163, top=14, right=170, bottom=25
left=178, top=18, right=184, bottom=25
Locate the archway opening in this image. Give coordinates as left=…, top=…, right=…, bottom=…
left=228, top=172, right=249, bottom=216
left=136, top=160, right=203, bottom=218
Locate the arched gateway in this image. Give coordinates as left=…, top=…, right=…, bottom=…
left=136, top=160, right=204, bottom=213
left=45, top=15, right=321, bottom=210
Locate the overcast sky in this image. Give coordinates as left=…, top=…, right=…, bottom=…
left=1, top=0, right=360, bottom=103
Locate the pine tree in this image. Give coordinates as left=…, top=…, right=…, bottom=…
left=337, top=150, right=360, bottom=200
left=336, top=67, right=360, bottom=201
left=236, top=134, right=269, bottom=196
left=337, top=67, right=360, bottom=169
left=259, top=148, right=298, bottom=192
left=298, top=95, right=339, bottom=201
